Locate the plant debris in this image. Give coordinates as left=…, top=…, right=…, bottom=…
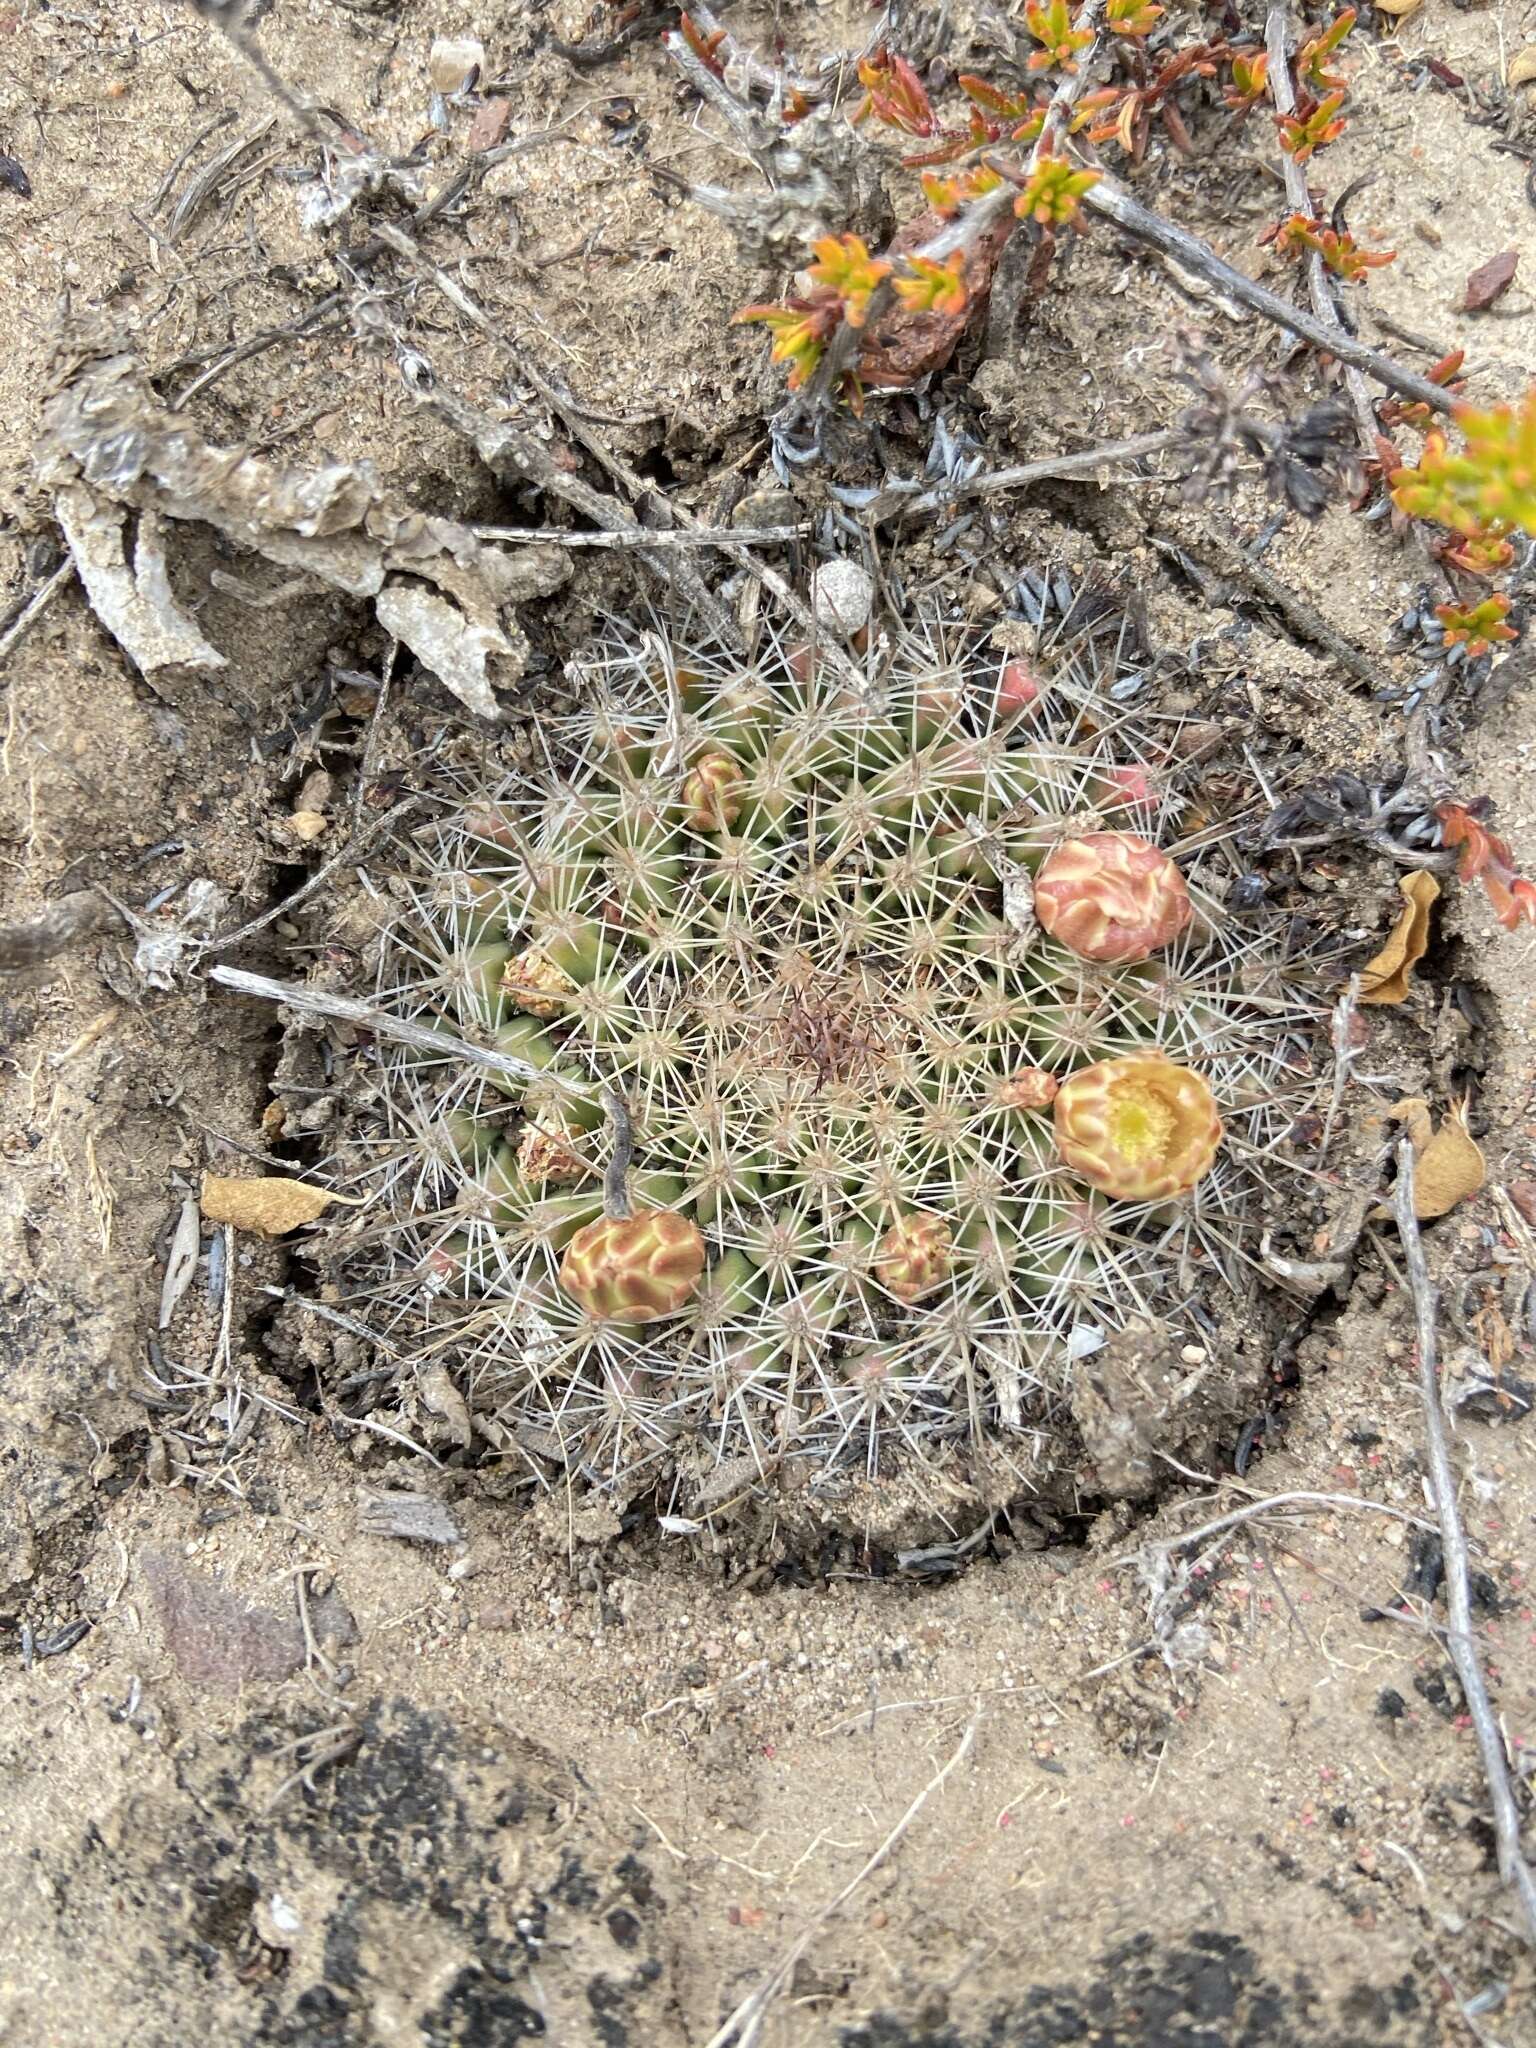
left=1359, top=872, right=1440, bottom=1005
left=200, top=1173, right=336, bottom=1238
left=35, top=338, right=568, bottom=715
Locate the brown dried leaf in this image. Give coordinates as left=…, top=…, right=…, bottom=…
left=856, top=207, right=1017, bottom=390
left=1358, top=871, right=1439, bottom=1004
left=1462, top=249, right=1519, bottom=313
left=201, top=1172, right=334, bottom=1237
left=1373, top=0, right=1422, bottom=15
left=1387, top=1098, right=1486, bottom=1218
left=1510, top=46, right=1536, bottom=87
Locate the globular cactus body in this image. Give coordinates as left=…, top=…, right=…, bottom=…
left=362, top=600, right=1317, bottom=1495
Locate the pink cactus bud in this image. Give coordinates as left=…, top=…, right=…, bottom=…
left=681, top=748, right=746, bottom=830
left=995, top=1068, right=1060, bottom=1110
left=1053, top=1055, right=1222, bottom=1201
left=997, top=659, right=1044, bottom=720
left=1101, top=764, right=1156, bottom=814
left=1034, top=831, right=1191, bottom=964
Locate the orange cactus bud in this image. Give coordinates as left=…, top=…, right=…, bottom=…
left=502, top=945, right=577, bottom=1019
left=995, top=1068, right=1059, bottom=1110
left=874, top=1212, right=954, bottom=1303
left=682, top=748, right=747, bottom=830
left=1053, top=1055, right=1222, bottom=1200
left=1034, top=831, right=1192, bottom=964
left=558, top=1209, right=706, bottom=1323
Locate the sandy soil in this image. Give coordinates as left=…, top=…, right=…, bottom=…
left=2, top=2, right=1536, bottom=2043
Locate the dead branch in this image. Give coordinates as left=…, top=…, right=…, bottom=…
left=1081, top=179, right=1457, bottom=418
left=1263, top=3, right=1380, bottom=454
left=207, top=964, right=600, bottom=1102
left=0, top=888, right=121, bottom=976
left=913, top=429, right=1180, bottom=512
left=208, top=794, right=426, bottom=953
left=1393, top=1139, right=1536, bottom=1946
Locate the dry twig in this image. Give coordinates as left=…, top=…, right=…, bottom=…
left=1393, top=1139, right=1536, bottom=1945
left=1263, top=2, right=1380, bottom=454
left=208, top=964, right=599, bottom=1101
left=0, top=560, right=75, bottom=674
left=1081, top=180, right=1456, bottom=418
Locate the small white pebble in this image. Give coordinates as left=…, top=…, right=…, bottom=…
left=810, top=560, right=873, bottom=638
left=1181, top=1344, right=1206, bottom=1365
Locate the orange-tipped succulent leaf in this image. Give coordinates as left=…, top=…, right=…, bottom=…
left=874, top=1212, right=954, bottom=1303
left=1053, top=1055, right=1222, bottom=1200
left=558, top=1209, right=706, bottom=1322
left=1034, top=831, right=1192, bottom=964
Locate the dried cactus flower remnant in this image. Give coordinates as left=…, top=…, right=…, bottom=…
left=1053, top=1056, right=1223, bottom=1200
left=363, top=596, right=1314, bottom=1492
left=875, top=1212, right=955, bottom=1303
left=559, top=1209, right=707, bottom=1323
left=1035, top=832, right=1192, bottom=964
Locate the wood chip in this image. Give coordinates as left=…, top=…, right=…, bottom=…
left=1358, top=871, right=1439, bottom=1005
left=466, top=97, right=513, bottom=151
left=1463, top=250, right=1519, bottom=314
left=200, top=1172, right=334, bottom=1237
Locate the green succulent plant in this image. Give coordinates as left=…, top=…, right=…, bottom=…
left=361, top=596, right=1316, bottom=1499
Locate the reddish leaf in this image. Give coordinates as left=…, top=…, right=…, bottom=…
left=1462, top=249, right=1518, bottom=313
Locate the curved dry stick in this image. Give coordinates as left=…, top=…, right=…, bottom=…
left=1082, top=179, right=1456, bottom=418
left=1393, top=1140, right=1536, bottom=1945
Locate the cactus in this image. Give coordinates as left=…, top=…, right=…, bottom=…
left=358, top=592, right=1318, bottom=1500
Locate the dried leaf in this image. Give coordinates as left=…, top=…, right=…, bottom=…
left=36, top=348, right=568, bottom=712
left=1358, top=871, right=1439, bottom=1004
left=374, top=583, right=510, bottom=722
left=200, top=1172, right=334, bottom=1237
left=1462, top=250, right=1519, bottom=313
left=1509, top=46, right=1536, bottom=87
left=1372, top=0, right=1422, bottom=15
left=856, top=205, right=1015, bottom=389
left=465, top=97, right=513, bottom=151
left=1387, top=1098, right=1486, bottom=1218
left=159, top=1194, right=201, bottom=1329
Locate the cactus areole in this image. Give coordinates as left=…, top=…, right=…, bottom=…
left=370, top=603, right=1312, bottom=1489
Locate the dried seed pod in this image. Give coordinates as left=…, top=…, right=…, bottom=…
left=874, top=1212, right=954, bottom=1303
left=681, top=749, right=747, bottom=830
left=1053, top=1055, right=1223, bottom=1201
left=516, top=1120, right=589, bottom=1184
left=502, top=945, right=578, bottom=1019
left=1034, top=832, right=1192, bottom=964
left=558, top=1209, right=707, bottom=1323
